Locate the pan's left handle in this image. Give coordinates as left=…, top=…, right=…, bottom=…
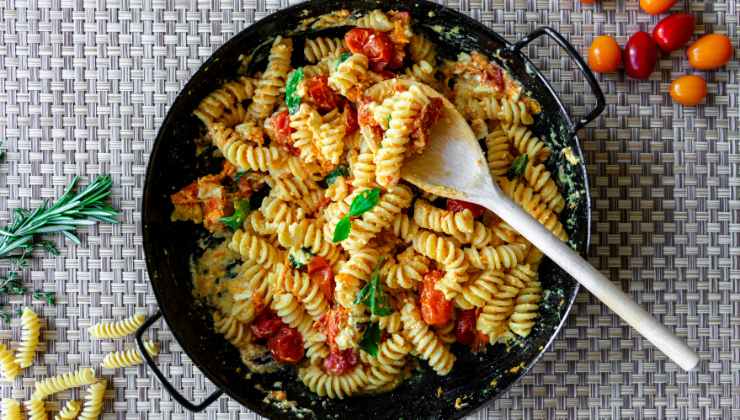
left=136, top=310, right=224, bottom=412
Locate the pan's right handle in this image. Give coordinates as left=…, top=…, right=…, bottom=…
left=136, top=310, right=224, bottom=412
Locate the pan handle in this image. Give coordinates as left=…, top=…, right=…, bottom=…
left=512, top=27, right=606, bottom=133
left=136, top=310, right=224, bottom=412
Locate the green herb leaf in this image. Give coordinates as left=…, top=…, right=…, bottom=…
left=353, top=258, right=392, bottom=316
left=0, top=311, right=10, bottom=323
left=36, top=240, right=59, bottom=256
left=332, top=216, right=351, bottom=243
left=285, top=67, right=304, bottom=115
left=324, top=166, right=349, bottom=186
left=0, top=274, right=26, bottom=296
left=335, top=52, right=352, bottom=69
left=386, top=114, right=391, bottom=125
left=359, top=322, right=381, bottom=357
left=32, top=290, right=56, bottom=305
left=348, top=188, right=381, bottom=217
left=233, top=171, right=248, bottom=182
left=220, top=199, right=250, bottom=231
left=507, top=154, right=529, bottom=180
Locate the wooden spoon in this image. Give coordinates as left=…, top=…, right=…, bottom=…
left=372, top=79, right=699, bottom=371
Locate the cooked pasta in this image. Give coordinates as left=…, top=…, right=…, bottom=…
left=0, top=344, right=20, bottom=381
left=101, top=340, right=160, bottom=369
left=33, top=367, right=97, bottom=400
left=172, top=8, right=570, bottom=399
left=78, top=380, right=106, bottom=420
left=16, top=307, right=41, bottom=368
left=55, top=400, right=81, bottom=420
left=24, top=399, right=46, bottom=420
left=89, top=313, right=145, bottom=339
left=1, top=399, right=21, bottom=420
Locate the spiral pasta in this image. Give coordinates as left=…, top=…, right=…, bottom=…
left=341, top=185, right=413, bottom=251
left=412, top=230, right=468, bottom=298
left=350, top=149, right=377, bottom=189
left=376, top=311, right=403, bottom=334
left=413, top=199, right=474, bottom=241
left=298, top=364, right=368, bottom=399
left=508, top=281, right=542, bottom=337
left=16, top=307, right=41, bottom=368
left=362, top=333, right=412, bottom=391
left=213, top=312, right=251, bottom=348
left=1, top=399, right=21, bottom=420
left=317, top=109, right=346, bottom=164
left=210, top=123, right=281, bottom=172
left=454, top=270, right=505, bottom=310
left=101, top=340, right=160, bottom=369
left=328, top=53, right=369, bottom=102
left=78, top=379, right=106, bottom=420
left=24, top=399, right=46, bottom=420
left=499, top=178, right=568, bottom=241
left=409, top=34, right=436, bottom=64
left=0, top=344, right=20, bottom=381
left=391, top=213, right=420, bottom=243
left=354, top=9, right=393, bottom=31
left=523, top=161, right=565, bottom=213
left=284, top=219, right=342, bottom=264
left=270, top=293, right=329, bottom=365
left=55, top=400, right=81, bottom=420
left=193, top=76, right=256, bottom=128
left=248, top=36, right=292, bottom=120
left=229, top=229, right=282, bottom=269
left=89, top=313, right=145, bottom=339
left=476, top=279, right=519, bottom=342
left=260, top=196, right=306, bottom=226
left=400, top=302, right=455, bottom=375
left=273, top=263, right=330, bottom=319
left=405, top=60, right=436, bottom=86
left=289, top=103, right=323, bottom=163
left=304, top=37, right=344, bottom=63
left=501, top=123, right=550, bottom=164
left=382, top=247, right=429, bottom=290
left=33, top=367, right=97, bottom=400
left=335, top=248, right=381, bottom=308
left=485, top=127, right=514, bottom=178
left=463, top=243, right=527, bottom=271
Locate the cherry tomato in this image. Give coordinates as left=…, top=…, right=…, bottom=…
left=317, top=308, right=347, bottom=350
left=419, top=270, right=453, bottom=326
left=343, top=103, right=359, bottom=135
left=250, top=309, right=284, bottom=340
left=345, top=28, right=394, bottom=72
left=305, top=76, right=339, bottom=112
left=623, top=32, right=658, bottom=80
left=454, top=309, right=477, bottom=346
left=669, top=75, right=707, bottom=106
left=640, top=0, right=677, bottom=15
left=652, top=13, right=695, bottom=53
left=580, top=0, right=596, bottom=4
left=308, top=256, right=335, bottom=302
left=687, top=34, right=733, bottom=70
left=587, top=35, right=622, bottom=73
left=323, top=349, right=359, bottom=376
left=268, top=326, right=304, bottom=364
left=446, top=199, right=485, bottom=218
left=271, top=111, right=298, bottom=156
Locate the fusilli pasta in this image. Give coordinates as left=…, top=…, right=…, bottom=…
left=33, top=368, right=97, bottom=400
left=55, top=400, right=81, bottom=420
left=89, top=313, right=145, bottom=339
left=16, top=307, right=41, bottom=368
left=78, top=380, right=106, bottom=420
left=101, top=340, right=160, bottom=369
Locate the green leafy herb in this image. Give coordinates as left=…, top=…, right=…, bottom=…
left=335, top=52, right=352, bottom=69
left=332, top=188, right=381, bottom=242
left=359, top=322, right=381, bottom=357
left=285, top=67, right=304, bottom=115
left=0, top=271, right=26, bottom=296
left=386, top=114, right=391, bottom=125
left=354, top=258, right=391, bottom=316
left=289, top=254, right=306, bottom=270
left=0, top=311, right=10, bottom=323
left=507, top=154, right=529, bottom=180
left=324, top=166, right=349, bottom=186
left=233, top=171, right=248, bottom=182
left=220, top=199, right=250, bottom=231
left=32, top=290, right=55, bottom=305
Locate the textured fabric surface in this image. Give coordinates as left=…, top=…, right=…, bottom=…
left=0, top=0, right=737, bottom=419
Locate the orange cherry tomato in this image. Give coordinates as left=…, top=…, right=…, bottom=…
left=640, top=0, right=677, bottom=15
left=419, top=270, right=453, bottom=326
left=580, top=0, right=596, bottom=4
left=669, top=75, right=707, bottom=106
left=687, top=34, right=733, bottom=70
left=588, top=35, right=622, bottom=73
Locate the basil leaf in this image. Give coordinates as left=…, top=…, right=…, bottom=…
left=335, top=52, right=352, bottom=69
left=507, top=154, right=529, bottom=180
left=332, top=216, right=351, bottom=242
left=348, top=188, right=381, bottom=217
left=285, top=67, right=304, bottom=115
left=220, top=199, right=251, bottom=231
left=359, top=322, right=381, bottom=357
left=354, top=258, right=391, bottom=316
left=324, top=165, right=349, bottom=186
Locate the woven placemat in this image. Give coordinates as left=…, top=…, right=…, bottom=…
left=0, top=0, right=737, bottom=418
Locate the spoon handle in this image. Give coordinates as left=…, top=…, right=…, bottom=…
left=479, top=194, right=699, bottom=371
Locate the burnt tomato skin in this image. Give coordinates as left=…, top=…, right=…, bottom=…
left=268, top=326, right=304, bottom=364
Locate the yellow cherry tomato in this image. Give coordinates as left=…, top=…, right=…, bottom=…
left=640, top=0, right=677, bottom=15
left=670, top=75, right=707, bottom=106
left=687, top=34, right=733, bottom=70
left=588, top=35, right=622, bottom=73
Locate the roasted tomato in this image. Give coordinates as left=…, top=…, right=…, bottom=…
left=419, top=270, right=453, bottom=326
left=345, top=28, right=394, bottom=72
left=446, top=199, right=485, bottom=218
left=250, top=309, right=284, bottom=340
left=268, top=326, right=304, bottom=364
left=343, top=103, right=359, bottom=135
left=587, top=35, right=622, bottom=73
left=669, top=75, right=707, bottom=106
left=652, top=13, right=695, bottom=53
left=455, top=309, right=478, bottom=346
left=323, top=348, right=359, bottom=376
left=308, top=256, right=335, bottom=302
left=170, top=181, right=199, bottom=205
left=270, top=110, right=298, bottom=155
left=305, top=75, right=339, bottom=112
left=317, top=308, right=347, bottom=350
left=687, top=34, right=733, bottom=70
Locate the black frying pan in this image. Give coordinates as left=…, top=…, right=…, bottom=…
left=137, top=1, right=605, bottom=418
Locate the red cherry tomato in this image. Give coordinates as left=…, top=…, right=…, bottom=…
left=640, top=0, right=677, bottom=15
left=308, top=256, right=335, bottom=302
left=670, top=75, right=707, bottom=106
left=323, top=349, right=359, bottom=376
left=446, top=199, right=485, bottom=218
left=652, top=13, right=695, bottom=53
left=419, top=270, right=453, bottom=327
left=454, top=309, right=477, bottom=346
left=268, top=326, right=304, bottom=364
left=345, top=28, right=394, bottom=72
left=587, top=35, right=622, bottom=73
left=343, top=103, right=359, bottom=135
left=305, top=76, right=339, bottom=112
left=687, top=34, right=733, bottom=70
left=623, top=32, right=659, bottom=80
left=271, top=111, right=298, bottom=156
left=250, top=309, right=284, bottom=340
left=316, top=308, right=347, bottom=350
